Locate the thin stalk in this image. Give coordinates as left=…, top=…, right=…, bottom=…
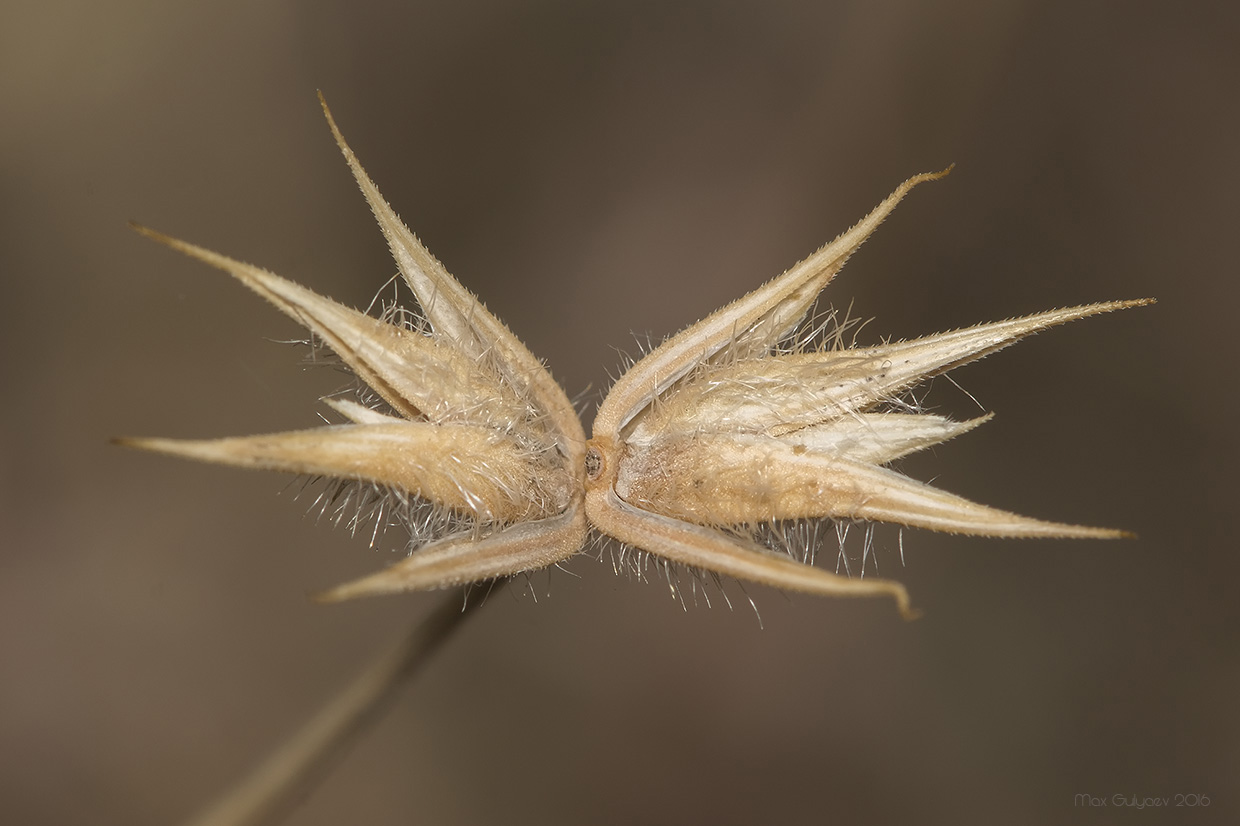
left=182, top=584, right=498, bottom=826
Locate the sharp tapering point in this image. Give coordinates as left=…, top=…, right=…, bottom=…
left=313, top=570, right=400, bottom=603
left=129, top=221, right=172, bottom=245
left=128, top=224, right=225, bottom=271
left=318, top=89, right=352, bottom=158
left=311, top=585, right=354, bottom=604
left=317, top=90, right=334, bottom=127
left=111, top=435, right=166, bottom=452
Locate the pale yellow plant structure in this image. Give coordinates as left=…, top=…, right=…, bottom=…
left=123, top=94, right=1151, bottom=619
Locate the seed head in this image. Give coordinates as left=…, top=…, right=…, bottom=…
left=120, top=94, right=1153, bottom=616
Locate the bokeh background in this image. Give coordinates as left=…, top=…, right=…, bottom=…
left=3, top=1, right=1236, bottom=824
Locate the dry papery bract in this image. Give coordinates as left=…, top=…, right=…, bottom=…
left=122, top=94, right=1152, bottom=618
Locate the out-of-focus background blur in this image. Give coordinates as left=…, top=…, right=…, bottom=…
left=3, top=1, right=1236, bottom=824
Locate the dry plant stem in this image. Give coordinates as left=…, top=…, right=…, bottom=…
left=182, top=586, right=497, bottom=826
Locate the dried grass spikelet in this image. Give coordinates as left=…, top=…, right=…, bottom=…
left=120, top=94, right=1153, bottom=617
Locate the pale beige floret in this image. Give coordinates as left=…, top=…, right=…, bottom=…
left=127, top=226, right=534, bottom=432
left=586, top=168, right=1152, bottom=617
left=615, top=431, right=1124, bottom=537
left=317, top=95, right=582, bottom=439
left=630, top=302, right=1148, bottom=442
left=124, top=97, right=1152, bottom=615
left=120, top=423, right=569, bottom=524
left=593, top=168, right=957, bottom=438
left=314, top=506, right=589, bottom=602
left=125, top=95, right=588, bottom=598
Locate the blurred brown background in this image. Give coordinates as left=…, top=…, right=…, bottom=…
left=2, top=1, right=1236, bottom=824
